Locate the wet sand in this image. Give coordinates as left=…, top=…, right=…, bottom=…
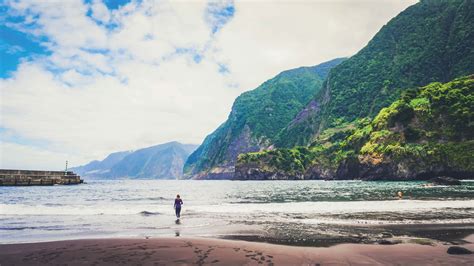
left=221, top=222, right=474, bottom=247
left=1, top=237, right=473, bottom=265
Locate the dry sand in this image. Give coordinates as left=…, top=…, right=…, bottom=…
left=0, top=237, right=473, bottom=265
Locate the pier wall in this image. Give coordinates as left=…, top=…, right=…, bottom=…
left=0, top=169, right=83, bottom=186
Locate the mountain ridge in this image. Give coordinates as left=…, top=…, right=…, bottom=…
left=71, top=141, right=198, bottom=179
left=275, top=0, right=474, bottom=148
left=183, top=58, right=346, bottom=179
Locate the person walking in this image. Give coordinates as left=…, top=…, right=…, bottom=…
left=174, top=194, right=183, bottom=219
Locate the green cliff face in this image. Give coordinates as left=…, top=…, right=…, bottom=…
left=235, top=76, right=474, bottom=180
left=356, top=75, right=474, bottom=179
left=276, top=0, right=474, bottom=148
left=189, top=0, right=474, bottom=180
left=183, top=58, right=345, bottom=179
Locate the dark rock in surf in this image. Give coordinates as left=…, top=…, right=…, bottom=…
left=447, top=246, right=473, bottom=255
left=430, top=177, right=461, bottom=186
left=139, top=211, right=159, bottom=216
left=377, top=239, right=396, bottom=245
left=380, top=232, right=393, bottom=238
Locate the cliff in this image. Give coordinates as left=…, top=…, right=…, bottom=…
left=235, top=76, right=474, bottom=180
left=276, top=0, right=474, bottom=148
left=183, top=58, right=345, bottom=179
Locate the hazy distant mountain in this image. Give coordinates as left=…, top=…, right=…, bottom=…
left=71, top=142, right=198, bottom=179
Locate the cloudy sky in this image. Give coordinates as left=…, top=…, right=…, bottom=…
left=0, top=0, right=417, bottom=170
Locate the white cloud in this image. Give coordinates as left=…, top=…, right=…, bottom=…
left=214, top=0, right=419, bottom=90
left=90, top=0, right=111, bottom=23
left=0, top=0, right=417, bottom=169
left=0, top=141, right=72, bottom=171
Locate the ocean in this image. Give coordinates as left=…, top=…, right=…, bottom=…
left=1, top=180, right=473, bottom=245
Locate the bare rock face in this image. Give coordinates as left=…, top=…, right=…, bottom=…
left=304, top=164, right=334, bottom=180
left=356, top=153, right=472, bottom=181
left=234, top=163, right=303, bottom=180
left=287, top=99, right=321, bottom=127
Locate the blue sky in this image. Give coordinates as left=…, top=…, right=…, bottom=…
left=0, top=23, right=49, bottom=78
left=0, top=0, right=234, bottom=78
left=0, top=0, right=417, bottom=170
left=103, top=0, right=133, bottom=10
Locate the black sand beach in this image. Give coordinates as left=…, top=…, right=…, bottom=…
left=1, top=236, right=473, bottom=265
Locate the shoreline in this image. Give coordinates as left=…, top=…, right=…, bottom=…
left=1, top=236, right=473, bottom=265
left=2, top=222, right=473, bottom=247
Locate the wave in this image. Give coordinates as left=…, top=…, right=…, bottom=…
left=2, top=200, right=474, bottom=217
left=0, top=203, right=172, bottom=216
left=139, top=211, right=160, bottom=216
left=0, top=225, right=66, bottom=231
left=188, top=200, right=474, bottom=214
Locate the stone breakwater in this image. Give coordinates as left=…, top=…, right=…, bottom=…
left=0, top=169, right=83, bottom=186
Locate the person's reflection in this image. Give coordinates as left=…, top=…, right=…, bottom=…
left=174, top=217, right=181, bottom=236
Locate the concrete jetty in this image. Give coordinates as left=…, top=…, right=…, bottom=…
left=0, top=169, right=83, bottom=186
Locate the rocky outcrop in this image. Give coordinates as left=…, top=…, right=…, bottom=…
left=186, top=125, right=268, bottom=180
left=235, top=159, right=473, bottom=181
left=234, top=163, right=304, bottom=180
left=355, top=150, right=474, bottom=181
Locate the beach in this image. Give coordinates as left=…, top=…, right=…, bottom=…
left=2, top=180, right=473, bottom=265
left=1, top=236, right=473, bottom=265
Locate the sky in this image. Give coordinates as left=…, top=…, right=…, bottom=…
left=0, top=0, right=418, bottom=170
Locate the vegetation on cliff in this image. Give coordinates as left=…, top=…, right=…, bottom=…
left=184, top=58, right=345, bottom=179
left=276, top=0, right=474, bottom=148
left=188, top=0, right=474, bottom=180
left=236, top=76, right=474, bottom=180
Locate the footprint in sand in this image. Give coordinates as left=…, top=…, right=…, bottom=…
left=193, top=246, right=217, bottom=265
left=241, top=249, right=275, bottom=265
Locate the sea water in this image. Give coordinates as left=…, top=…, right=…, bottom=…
left=1, top=180, right=473, bottom=244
